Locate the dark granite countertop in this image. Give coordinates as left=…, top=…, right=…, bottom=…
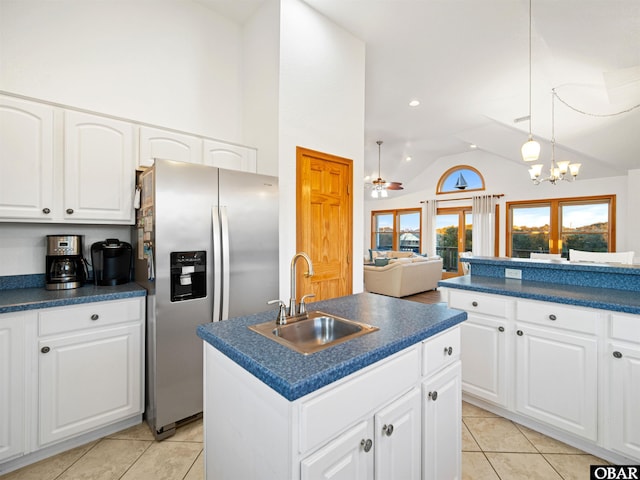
left=439, top=275, right=640, bottom=315
left=197, top=292, right=467, bottom=401
left=0, top=282, right=147, bottom=314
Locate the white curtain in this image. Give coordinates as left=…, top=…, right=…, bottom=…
left=422, top=200, right=437, bottom=256
left=472, top=195, right=497, bottom=256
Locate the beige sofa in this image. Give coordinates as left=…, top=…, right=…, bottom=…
left=364, top=255, right=443, bottom=298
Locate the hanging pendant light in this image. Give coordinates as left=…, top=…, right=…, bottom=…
left=522, top=0, right=540, bottom=162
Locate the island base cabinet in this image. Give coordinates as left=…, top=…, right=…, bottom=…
left=301, top=420, right=373, bottom=480
left=422, top=361, right=461, bottom=480
left=38, top=323, right=142, bottom=446
left=515, top=323, right=597, bottom=441
left=607, top=343, right=640, bottom=459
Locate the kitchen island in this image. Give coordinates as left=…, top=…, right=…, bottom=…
left=438, top=256, right=640, bottom=465
left=197, top=292, right=467, bottom=480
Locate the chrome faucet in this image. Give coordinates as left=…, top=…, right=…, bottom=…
left=289, top=252, right=314, bottom=317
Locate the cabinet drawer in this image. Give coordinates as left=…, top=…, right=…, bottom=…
left=610, top=313, right=640, bottom=344
left=38, top=298, right=143, bottom=336
left=299, top=345, right=420, bottom=454
left=449, top=290, right=511, bottom=318
left=422, top=326, right=460, bottom=377
left=516, top=299, right=599, bottom=335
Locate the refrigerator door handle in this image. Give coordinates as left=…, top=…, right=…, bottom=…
left=211, top=206, right=223, bottom=322
left=219, top=206, right=230, bottom=321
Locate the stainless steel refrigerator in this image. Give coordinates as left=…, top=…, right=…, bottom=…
left=134, top=159, right=279, bottom=439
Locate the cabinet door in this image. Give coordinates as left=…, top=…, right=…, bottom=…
left=515, top=323, right=597, bottom=440
left=301, top=420, right=374, bottom=480
left=64, top=111, right=135, bottom=223
left=0, top=96, right=55, bottom=220
left=202, top=139, right=257, bottom=173
left=423, top=361, right=461, bottom=480
left=608, top=343, right=640, bottom=460
left=38, top=323, right=142, bottom=446
left=0, top=314, right=26, bottom=462
left=138, top=126, right=203, bottom=168
left=374, top=388, right=421, bottom=480
left=460, top=315, right=509, bottom=407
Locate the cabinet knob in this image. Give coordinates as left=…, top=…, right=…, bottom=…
left=382, top=424, right=394, bottom=436
left=471, top=301, right=478, bottom=307
left=90, top=314, right=99, bottom=321
left=613, top=351, right=623, bottom=359
left=360, top=438, right=373, bottom=452
left=498, top=326, right=505, bottom=332
left=444, top=346, right=453, bottom=356
left=428, top=391, right=438, bottom=401
left=66, top=208, right=74, bottom=214
left=548, top=314, right=557, bottom=321
left=42, top=208, right=51, bottom=214
left=516, top=330, right=524, bottom=336
left=41, top=346, right=50, bottom=354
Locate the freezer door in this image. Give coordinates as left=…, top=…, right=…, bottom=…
left=218, top=169, right=279, bottom=319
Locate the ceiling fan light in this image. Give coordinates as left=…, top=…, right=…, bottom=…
left=521, top=137, right=541, bottom=162
left=381, top=189, right=388, bottom=198
left=371, top=189, right=378, bottom=198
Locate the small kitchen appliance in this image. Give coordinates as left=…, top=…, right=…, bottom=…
left=91, top=238, right=133, bottom=286
left=45, top=235, right=88, bottom=290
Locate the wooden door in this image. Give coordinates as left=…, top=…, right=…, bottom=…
left=296, top=147, right=353, bottom=302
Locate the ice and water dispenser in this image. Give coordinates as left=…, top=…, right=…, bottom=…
left=170, top=251, right=206, bottom=302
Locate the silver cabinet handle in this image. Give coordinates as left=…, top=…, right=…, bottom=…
left=66, top=208, right=74, bottom=214
left=613, top=351, right=623, bottom=359
left=444, top=346, right=453, bottom=356
left=382, top=424, right=394, bottom=436
left=90, top=314, right=99, bottom=321
left=41, top=346, right=50, bottom=354
left=428, top=391, right=438, bottom=401
left=472, top=301, right=478, bottom=307
left=360, top=438, right=373, bottom=452
left=517, top=330, right=524, bottom=336
left=498, top=326, right=505, bottom=332
left=42, top=208, right=51, bottom=214
left=549, top=314, right=557, bottom=321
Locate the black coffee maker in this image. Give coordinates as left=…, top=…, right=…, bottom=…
left=91, top=239, right=133, bottom=286
left=45, top=235, right=88, bottom=290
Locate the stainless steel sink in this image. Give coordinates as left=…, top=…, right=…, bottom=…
left=248, top=311, right=379, bottom=355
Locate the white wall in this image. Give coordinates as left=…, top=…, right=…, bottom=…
left=277, top=0, right=366, bottom=295
left=364, top=149, right=633, bottom=258
left=0, top=0, right=244, bottom=142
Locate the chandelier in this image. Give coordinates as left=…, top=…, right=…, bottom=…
left=528, top=89, right=581, bottom=185
left=521, top=0, right=541, bottom=162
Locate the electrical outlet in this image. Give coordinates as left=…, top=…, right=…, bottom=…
left=505, top=268, right=522, bottom=279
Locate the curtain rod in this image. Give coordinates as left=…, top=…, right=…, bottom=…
left=419, top=193, right=504, bottom=204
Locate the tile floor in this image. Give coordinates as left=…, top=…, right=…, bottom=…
left=2, top=401, right=607, bottom=479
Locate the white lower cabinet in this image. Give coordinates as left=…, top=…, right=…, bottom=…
left=0, top=297, right=144, bottom=472
left=203, top=326, right=462, bottom=480
left=0, top=312, right=29, bottom=463
left=607, top=313, right=640, bottom=460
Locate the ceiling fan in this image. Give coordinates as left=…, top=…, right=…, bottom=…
left=368, top=140, right=403, bottom=198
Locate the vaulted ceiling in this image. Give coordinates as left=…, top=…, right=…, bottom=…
left=200, top=0, right=640, bottom=196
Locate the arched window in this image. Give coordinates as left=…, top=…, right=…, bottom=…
left=436, top=166, right=485, bottom=194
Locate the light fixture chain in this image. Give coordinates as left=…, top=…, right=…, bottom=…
left=553, top=89, right=640, bottom=117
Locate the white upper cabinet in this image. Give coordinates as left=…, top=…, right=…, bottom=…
left=0, top=95, right=55, bottom=220
left=203, top=139, right=257, bottom=173
left=138, top=126, right=202, bottom=168
left=64, top=111, right=135, bottom=223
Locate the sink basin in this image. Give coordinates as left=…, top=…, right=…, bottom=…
left=248, top=311, right=379, bottom=355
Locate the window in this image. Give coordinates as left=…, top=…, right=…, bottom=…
left=436, top=207, right=472, bottom=276
left=371, top=209, right=421, bottom=253
left=507, top=195, right=615, bottom=258
left=437, top=166, right=485, bottom=194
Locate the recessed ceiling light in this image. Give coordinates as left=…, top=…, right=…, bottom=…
left=408, top=99, right=420, bottom=107
left=405, top=156, right=412, bottom=162
left=469, top=144, right=478, bottom=149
